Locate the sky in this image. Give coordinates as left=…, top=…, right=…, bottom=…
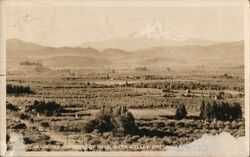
left=6, top=6, right=244, bottom=47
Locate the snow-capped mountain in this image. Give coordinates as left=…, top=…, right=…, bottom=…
left=80, top=21, right=220, bottom=51
left=133, top=20, right=186, bottom=41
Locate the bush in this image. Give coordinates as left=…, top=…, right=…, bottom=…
left=40, top=134, right=51, bottom=141
left=56, top=125, right=65, bottom=132
left=23, top=137, right=35, bottom=144
left=84, top=120, right=97, bottom=133
left=89, top=138, right=101, bottom=145
left=12, top=123, right=27, bottom=129
left=41, top=121, right=50, bottom=128
left=6, top=102, right=20, bottom=112
left=20, top=113, right=30, bottom=120
left=84, top=105, right=138, bottom=134
left=26, top=100, right=62, bottom=116
left=175, top=104, right=187, bottom=120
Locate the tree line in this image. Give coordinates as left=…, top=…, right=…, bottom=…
left=199, top=100, right=242, bottom=121
left=129, top=81, right=243, bottom=91
left=174, top=100, right=242, bottom=121
left=7, top=84, right=34, bottom=95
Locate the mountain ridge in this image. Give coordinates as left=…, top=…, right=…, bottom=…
left=6, top=38, right=244, bottom=71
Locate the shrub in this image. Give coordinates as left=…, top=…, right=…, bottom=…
left=175, top=104, right=187, bottom=120
left=6, top=102, right=20, bottom=112
left=84, top=120, right=97, bottom=133
left=56, top=125, right=65, bottom=132
left=26, top=100, right=62, bottom=116
left=175, top=121, right=185, bottom=128
left=29, top=118, right=34, bottom=123
left=84, top=105, right=138, bottom=134
left=23, top=137, right=35, bottom=144
left=166, top=121, right=175, bottom=127
left=40, top=134, right=50, bottom=141
left=12, top=123, right=27, bottom=129
left=89, top=138, right=101, bottom=145
left=41, top=122, right=50, bottom=128
left=20, top=113, right=30, bottom=120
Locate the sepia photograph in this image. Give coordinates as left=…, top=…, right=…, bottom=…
left=0, top=0, right=249, bottom=156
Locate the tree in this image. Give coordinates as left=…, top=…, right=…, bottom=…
left=175, top=104, right=187, bottom=120
left=221, top=102, right=230, bottom=120
left=230, top=103, right=242, bottom=120
left=199, top=100, right=205, bottom=119
left=204, top=102, right=212, bottom=120
left=210, top=101, right=218, bottom=120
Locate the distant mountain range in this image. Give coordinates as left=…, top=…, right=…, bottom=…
left=7, top=38, right=244, bottom=74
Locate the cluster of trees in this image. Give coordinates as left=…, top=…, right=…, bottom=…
left=41, top=80, right=243, bottom=92
left=7, top=84, right=34, bottom=95
left=199, top=100, right=242, bottom=121
left=84, top=105, right=138, bottom=134
left=130, top=81, right=243, bottom=91
left=20, top=61, right=42, bottom=66
left=43, top=83, right=120, bottom=89
left=173, top=100, right=242, bottom=121
left=25, top=100, right=62, bottom=117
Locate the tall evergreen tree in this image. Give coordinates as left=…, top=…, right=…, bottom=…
left=175, top=104, right=187, bottom=120
left=199, top=100, right=206, bottom=120
left=211, top=101, right=218, bottom=120
left=204, top=102, right=211, bottom=120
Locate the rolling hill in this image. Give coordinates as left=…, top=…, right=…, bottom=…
left=6, top=38, right=244, bottom=73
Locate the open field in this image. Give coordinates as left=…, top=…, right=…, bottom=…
left=6, top=68, right=245, bottom=151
